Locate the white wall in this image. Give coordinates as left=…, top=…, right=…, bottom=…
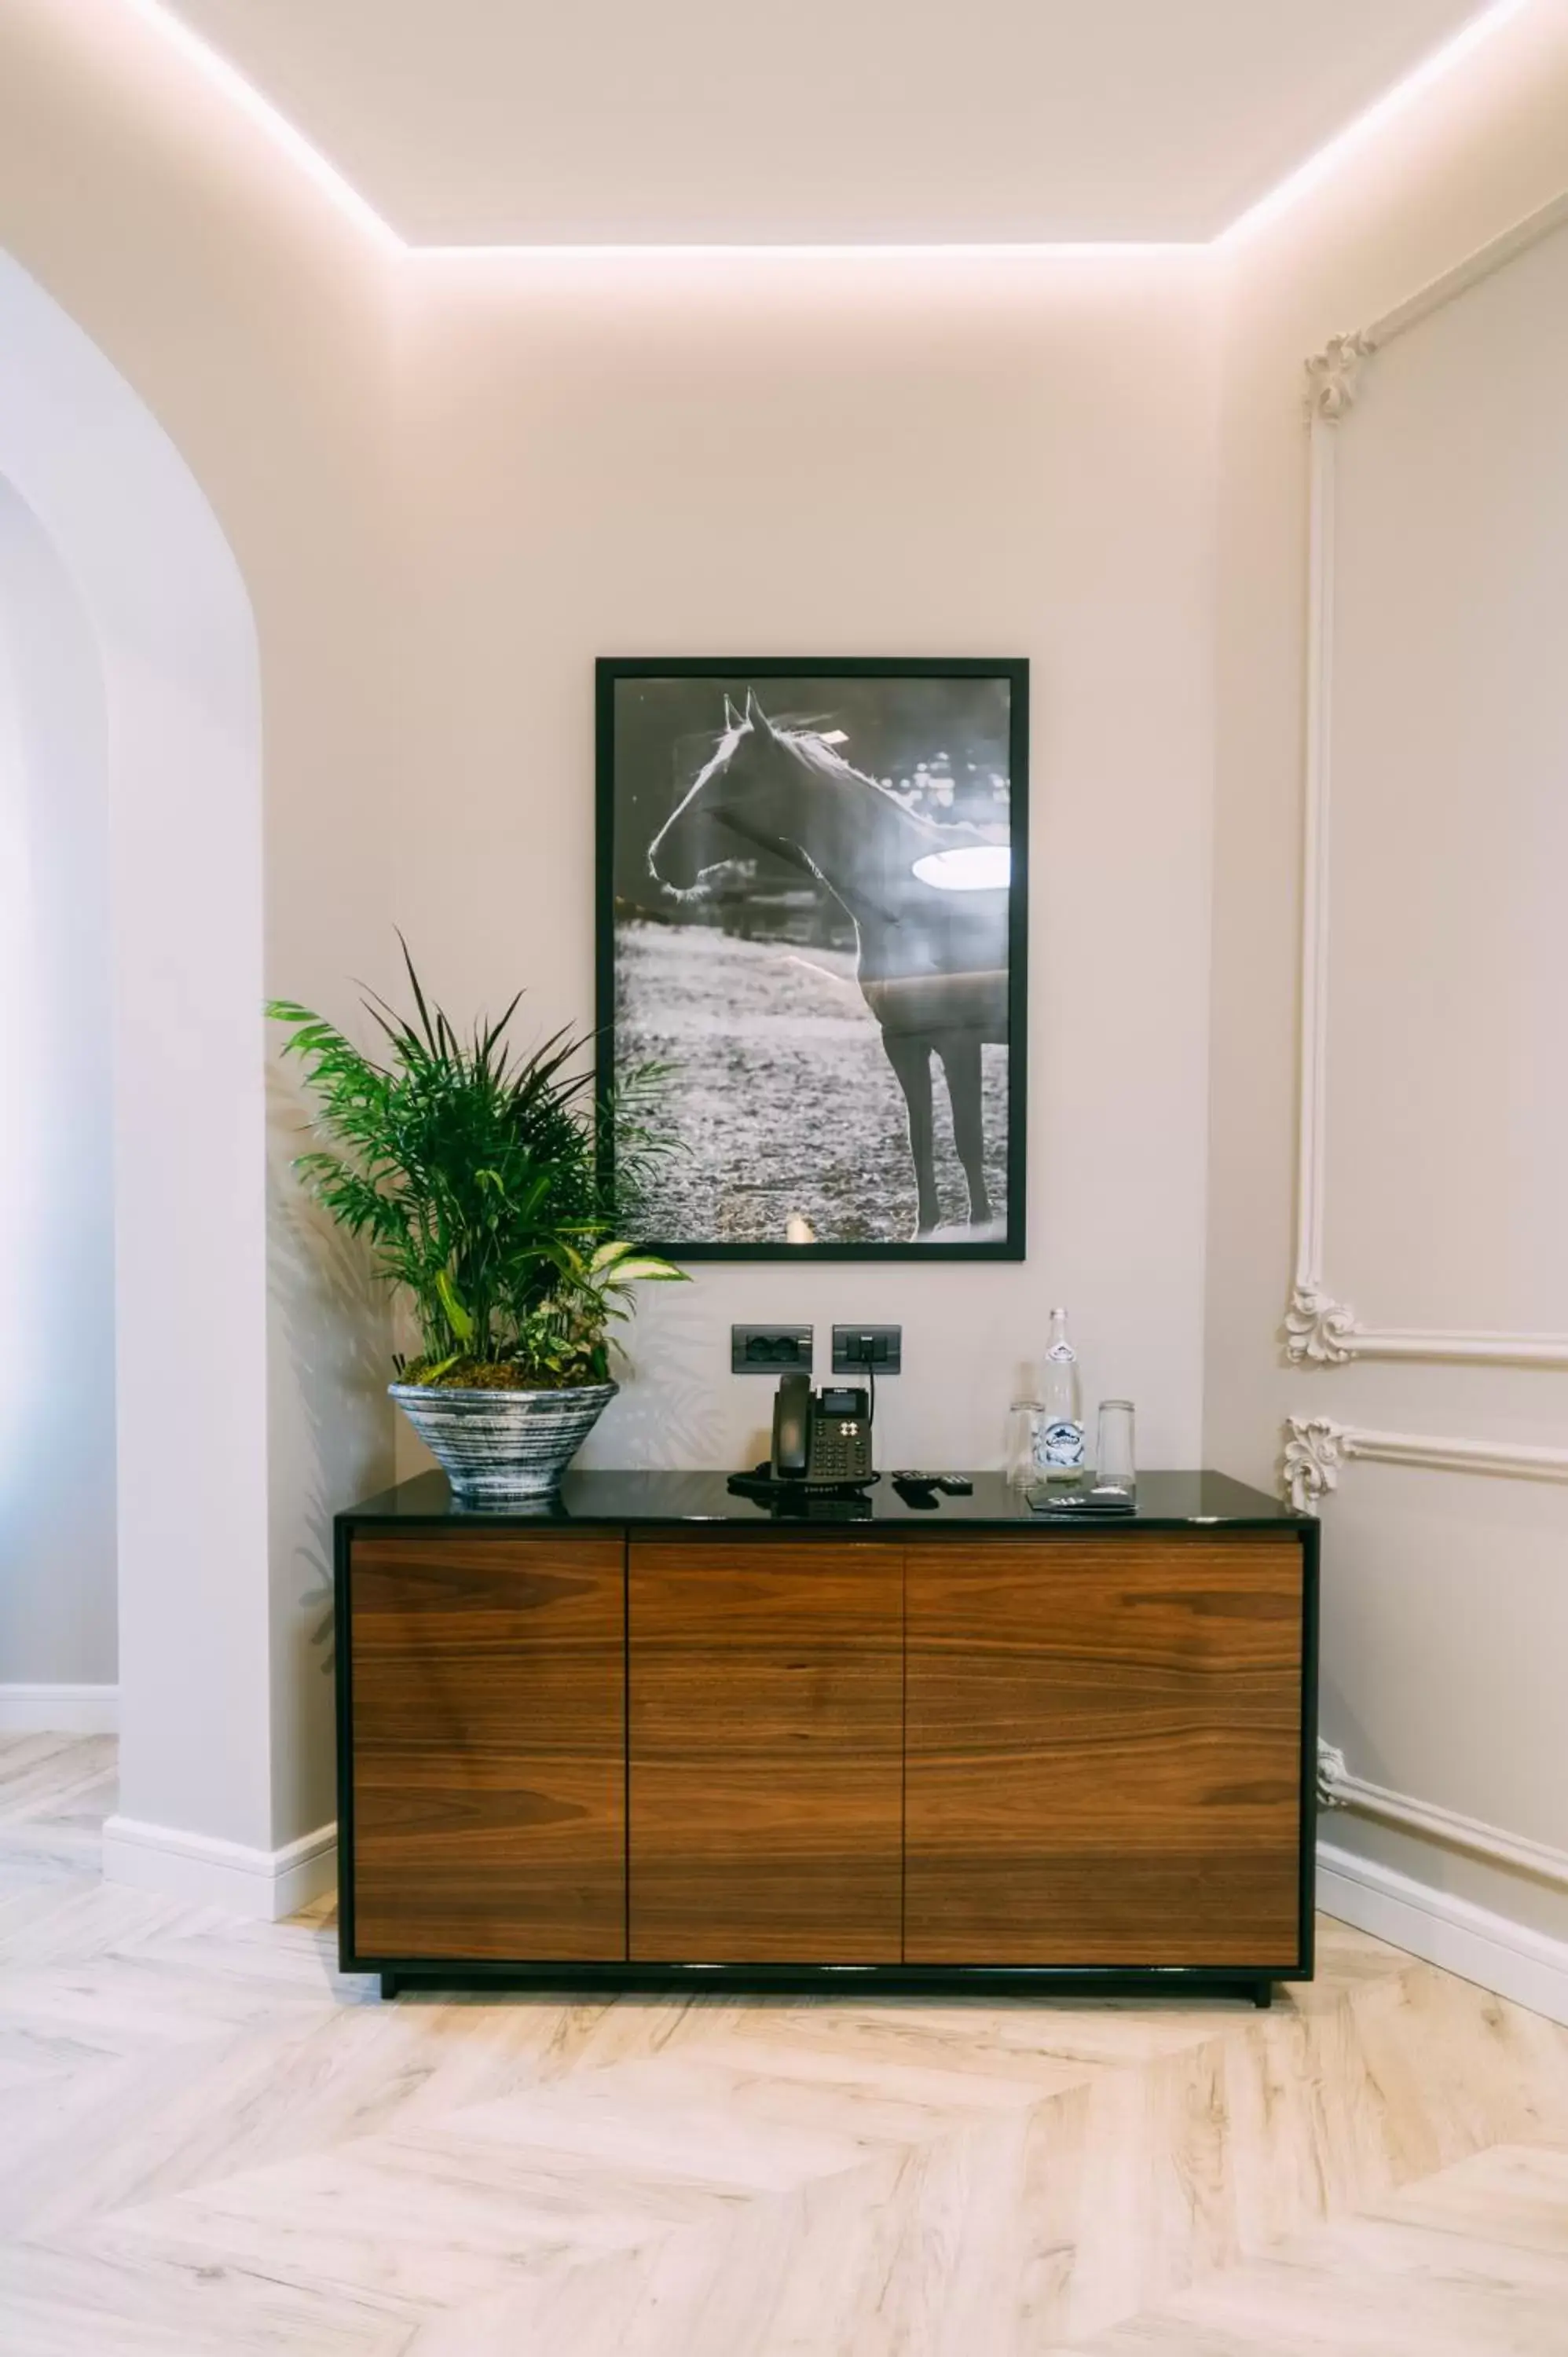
left=393, top=253, right=1222, bottom=1478
left=6, top=0, right=1567, bottom=1980
left=0, top=247, right=273, bottom=1848
left=1205, top=0, right=1568, bottom=1992
left=0, top=481, right=116, bottom=1691
left=0, top=0, right=400, bottom=1867
left=1324, top=227, right=1568, bottom=1338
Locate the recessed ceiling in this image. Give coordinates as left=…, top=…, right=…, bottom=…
left=166, top=0, right=1494, bottom=246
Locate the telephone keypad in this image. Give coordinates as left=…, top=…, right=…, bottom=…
left=808, top=1419, right=869, bottom=1483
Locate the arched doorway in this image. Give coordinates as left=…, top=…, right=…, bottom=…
left=0, top=478, right=116, bottom=1712
left=0, top=248, right=279, bottom=1883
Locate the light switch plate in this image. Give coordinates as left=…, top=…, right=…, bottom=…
left=831, top=1324, right=903, bottom=1375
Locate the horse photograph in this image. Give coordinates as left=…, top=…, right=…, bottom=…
left=597, top=658, right=1027, bottom=1257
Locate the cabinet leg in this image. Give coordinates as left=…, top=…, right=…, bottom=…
left=380, top=1973, right=401, bottom=2000
left=1251, top=1980, right=1274, bottom=2009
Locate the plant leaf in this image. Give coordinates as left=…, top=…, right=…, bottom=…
left=267, top=938, right=680, bottom=1385
left=435, top=1269, right=474, bottom=1343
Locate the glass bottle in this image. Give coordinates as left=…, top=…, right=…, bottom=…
left=1035, top=1307, right=1084, bottom=1479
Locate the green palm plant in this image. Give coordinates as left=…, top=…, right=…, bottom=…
left=268, top=944, right=683, bottom=1390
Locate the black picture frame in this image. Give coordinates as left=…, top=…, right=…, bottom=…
left=595, top=656, right=1028, bottom=1261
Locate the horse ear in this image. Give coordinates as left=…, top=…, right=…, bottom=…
left=723, top=694, right=741, bottom=731
left=744, top=688, right=771, bottom=734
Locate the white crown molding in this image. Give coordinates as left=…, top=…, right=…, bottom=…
left=102, top=1813, right=337, bottom=1921
left=1283, top=1413, right=1568, bottom=1510
left=1287, top=191, right=1568, bottom=1372
left=0, top=1684, right=119, bottom=1735
left=1317, top=1741, right=1568, bottom=1892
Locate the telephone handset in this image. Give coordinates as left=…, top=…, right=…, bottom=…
left=770, top=1370, right=874, bottom=1487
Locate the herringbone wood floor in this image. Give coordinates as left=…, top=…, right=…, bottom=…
left=2, top=1734, right=1566, bottom=2354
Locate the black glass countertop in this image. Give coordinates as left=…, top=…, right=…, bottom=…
left=339, top=1468, right=1306, bottom=1532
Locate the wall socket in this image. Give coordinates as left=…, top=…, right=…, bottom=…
left=731, top=1324, right=812, bottom=1374
left=831, top=1324, right=903, bottom=1375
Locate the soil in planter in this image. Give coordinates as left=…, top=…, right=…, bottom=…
left=399, top=1356, right=610, bottom=1394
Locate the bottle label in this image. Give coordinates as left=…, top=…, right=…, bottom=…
left=1038, top=1418, right=1085, bottom=1468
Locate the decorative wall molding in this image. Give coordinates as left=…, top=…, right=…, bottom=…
left=102, top=1813, right=337, bottom=1922
left=1314, top=1736, right=1346, bottom=1812
left=1282, top=1415, right=1346, bottom=1508
left=1317, top=1741, right=1568, bottom=1893
left=0, top=1684, right=119, bottom=1735
left=1302, top=329, right=1373, bottom=420
left=1287, top=189, right=1568, bottom=1370
left=1319, top=1840, right=1568, bottom=2030
left=1283, top=1288, right=1358, bottom=1367
left=1283, top=1414, right=1568, bottom=1511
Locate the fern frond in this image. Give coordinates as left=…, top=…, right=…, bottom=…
left=268, top=946, right=681, bottom=1387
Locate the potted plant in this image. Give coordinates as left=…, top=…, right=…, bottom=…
left=268, top=947, right=683, bottom=1500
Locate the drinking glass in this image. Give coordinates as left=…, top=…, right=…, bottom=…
left=1096, top=1399, right=1136, bottom=1497
left=1006, top=1399, right=1043, bottom=1489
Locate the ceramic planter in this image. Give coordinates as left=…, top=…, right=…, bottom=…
left=389, top=1379, right=617, bottom=1501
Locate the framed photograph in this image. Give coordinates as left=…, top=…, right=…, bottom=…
left=596, top=657, right=1028, bottom=1259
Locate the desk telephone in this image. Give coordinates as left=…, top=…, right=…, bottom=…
left=771, top=1371, right=874, bottom=1487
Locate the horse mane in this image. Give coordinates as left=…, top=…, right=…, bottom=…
left=746, top=717, right=954, bottom=840
left=769, top=723, right=877, bottom=789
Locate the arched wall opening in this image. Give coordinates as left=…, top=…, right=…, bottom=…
left=0, top=479, right=117, bottom=1712
left=0, top=248, right=277, bottom=1869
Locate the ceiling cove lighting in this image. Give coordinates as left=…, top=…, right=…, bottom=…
left=121, top=0, right=1539, bottom=259
left=1222, top=0, right=1539, bottom=244
left=119, top=0, right=402, bottom=254
left=408, top=242, right=1204, bottom=264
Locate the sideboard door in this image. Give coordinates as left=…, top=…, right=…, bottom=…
left=349, top=1532, right=625, bottom=1961
left=905, top=1534, right=1304, bottom=1967
left=628, top=1537, right=903, bottom=1962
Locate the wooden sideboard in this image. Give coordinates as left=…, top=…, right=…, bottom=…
left=335, top=1470, right=1317, bottom=2003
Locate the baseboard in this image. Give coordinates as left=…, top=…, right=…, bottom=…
left=102, top=1813, right=337, bottom=1921
left=0, top=1682, right=119, bottom=1734
left=1319, top=1838, right=1568, bottom=2029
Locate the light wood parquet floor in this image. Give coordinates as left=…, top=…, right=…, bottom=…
left=2, top=1734, right=1567, bottom=2355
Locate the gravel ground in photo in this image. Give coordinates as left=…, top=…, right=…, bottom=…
left=616, top=919, right=1009, bottom=1244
